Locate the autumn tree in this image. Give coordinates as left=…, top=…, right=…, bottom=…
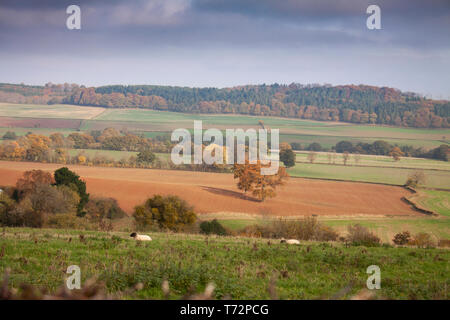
left=233, top=160, right=289, bottom=201
left=405, top=171, right=426, bottom=188
left=16, top=170, right=55, bottom=199
left=389, top=147, right=404, bottom=161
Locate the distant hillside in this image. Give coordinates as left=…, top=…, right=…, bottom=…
left=0, top=82, right=449, bottom=128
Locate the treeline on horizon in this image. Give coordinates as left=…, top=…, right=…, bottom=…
left=0, top=82, right=449, bottom=128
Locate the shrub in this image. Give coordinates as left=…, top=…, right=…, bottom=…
left=133, top=195, right=197, bottom=231
left=392, top=231, right=412, bottom=245
left=438, top=239, right=450, bottom=247
left=0, top=192, right=17, bottom=226
left=240, top=224, right=267, bottom=238
left=239, top=217, right=339, bottom=241
left=346, top=224, right=381, bottom=247
left=408, top=232, right=436, bottom=248
left=199, top=219, right=229, bottom=236
left=85, top=197, right=126, bottom=221
left=2, top=131, right=17, bottom=140
left=3, top=198, right=43, bottom=227
left=47, top=213, right=94, bottom=230
left=314, top=225, right=339, bottom=241
left=405, top=170, right=426, bottom=188
left=137, top=149, right=156, bottom=165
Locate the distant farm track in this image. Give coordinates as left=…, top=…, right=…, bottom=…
left=0, top=161, right=420, bottom=217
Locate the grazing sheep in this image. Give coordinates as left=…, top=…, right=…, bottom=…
left=130, top=232, right=152, bottom=241
left=280, top=238, right=300, bottom=245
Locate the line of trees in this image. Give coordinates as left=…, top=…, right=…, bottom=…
left=1, top=83, right=448, bottom=128
left=291, top=140, right=449, bottom=162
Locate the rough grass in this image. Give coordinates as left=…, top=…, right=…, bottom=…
left=0, top=227, right=448, bottom=300
left=414, top=190, right=450, bottom=217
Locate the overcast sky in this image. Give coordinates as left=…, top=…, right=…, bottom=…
left=0, top=0, right=449, bottom=98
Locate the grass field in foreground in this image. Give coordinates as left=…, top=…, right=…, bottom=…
left=0, top=227, right=448, bottom=299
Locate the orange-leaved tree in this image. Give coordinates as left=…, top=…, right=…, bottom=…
left=233, top=160, right=288, bottom=201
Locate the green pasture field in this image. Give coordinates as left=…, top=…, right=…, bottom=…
left=414, top=190, right=450, bottom=217
left=287, top=163, right=450, bottom=189
left=1, top=104, right=448, bottom=149
left=0, top=227, right=448, bottom=299
left=295, top=151, right=450, bottom=171
left=92, top=108, right=449, bottom=148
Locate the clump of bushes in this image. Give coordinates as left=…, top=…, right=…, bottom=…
left=47, top=213, right=95, bottom=230
left=133, top=194, right=197, bottom=231
left=392, top=230, right=437, bottom=248
left=346, top=224, right=381, bottom=247
left=0, top=169, right=125, bottom=231
left=239, top=217, right=339, bottom=241
left=199, top=219, right=229, bottom=236
left=2, top=131, right=17, bottom=140
left=408, top=232, right=436, bottom=248
left=438, top=239, right=450, bottom=247
left=392, top=231, right=412, bottom=245
left=405, top=170, right=426, bottom=188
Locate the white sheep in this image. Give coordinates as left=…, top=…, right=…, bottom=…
left=130, top=232, right=152, bottom=241
left=280, top=238, right=300, bottom=245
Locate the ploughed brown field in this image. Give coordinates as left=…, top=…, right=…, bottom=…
left=0, top=117, right=82, bottom=129
left=0, top=161, right=420, bottom=217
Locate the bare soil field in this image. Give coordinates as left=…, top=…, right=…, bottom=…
left=0, top=161, right=420, bottom=217
left=0, top=117, right=82, bottom=129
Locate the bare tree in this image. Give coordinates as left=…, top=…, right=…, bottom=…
left=343, top=152, right=350, bottom=166
left=307, top=151, right=317, bottom=164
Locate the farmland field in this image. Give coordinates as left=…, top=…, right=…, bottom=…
left=295, top=151, right=450, bottom=171
left=1, top=104, right=448, bottom=149
left=287, top=162, right=450, bottom=189
left=0, top=160, right=420, bottom=217
left=0, top=227, right=448, bottom=299
left=0, top=103, right=105, bottom=119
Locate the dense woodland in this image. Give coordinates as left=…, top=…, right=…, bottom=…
left=0, top=82, right=449, bottom=128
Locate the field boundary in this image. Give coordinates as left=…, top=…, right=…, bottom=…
left=402, top=187, right=438, bottom=216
